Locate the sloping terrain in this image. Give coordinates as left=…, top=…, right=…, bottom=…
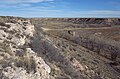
left=30, top=18, right=120, bottom=79
left=0, top=18, right=53, bottom=79
left=0, top=16, right=120, bottom=79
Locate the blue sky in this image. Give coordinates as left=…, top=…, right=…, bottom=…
left=0, top=0, right=120, bottom=17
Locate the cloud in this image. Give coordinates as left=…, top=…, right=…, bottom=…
left=61, top=10, right=120, bottom=18
left=1, top=9, right=120, bottom=18
left=1, top=0, right=54, bottom=4
left=68, top=10, right=120, bottom=15
left=0, top=0, right=120, bottom=18
left=0, top=0, right=54, bottom=9
left=84, top=10, right=120, bottom=15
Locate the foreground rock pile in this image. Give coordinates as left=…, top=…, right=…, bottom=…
left=0, top=20, right=52, bottom=79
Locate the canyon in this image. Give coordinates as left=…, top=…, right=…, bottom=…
left=0, top=16, right=120, bottom=79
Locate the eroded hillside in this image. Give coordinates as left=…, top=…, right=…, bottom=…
left=0, top=18, right=54, bottom=79
left=0, top=16, right=120, bottom=79
left=31, top=18, right=120, bottom=79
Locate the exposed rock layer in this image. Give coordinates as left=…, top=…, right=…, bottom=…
left=0, top=19, right=53, bottom=79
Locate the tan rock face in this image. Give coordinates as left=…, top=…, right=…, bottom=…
left=0, top=20, right=52, bottom=79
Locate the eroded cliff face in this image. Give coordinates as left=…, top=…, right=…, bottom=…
left=0, top=20, right=53, bottom=79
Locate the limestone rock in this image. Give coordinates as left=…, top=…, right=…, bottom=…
left=0, top=20, right=53, bottom=79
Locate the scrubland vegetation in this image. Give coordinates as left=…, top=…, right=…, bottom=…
left=0, top=16, right=120, bottom=79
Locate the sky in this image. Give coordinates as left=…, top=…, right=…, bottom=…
left=0, top=0, right=120, bottom=17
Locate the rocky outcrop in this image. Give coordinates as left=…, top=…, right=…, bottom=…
left=1, top=48, right=51, bottom=79
left=0, top=16, right=120, bottom=79
left=0, top=20, right=53, bottom=79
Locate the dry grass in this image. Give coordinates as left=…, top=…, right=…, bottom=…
left=15, top=54, right=36, bottom=73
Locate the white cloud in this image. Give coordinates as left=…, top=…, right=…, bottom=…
left=61, top=10, right=120, bottom=18
left=1, top=0, right=54, bottom=4
left=0, top=0, right=54, bottom=9
left=88, top=10, right=120, bottom=15
left=1, top=9, right=120, bottom=18
left=69, top=10, right=120, bottom=15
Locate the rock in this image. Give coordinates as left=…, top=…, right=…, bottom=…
left=11, top=36, right=26, bottom=46
left=23, top=25, right=34, bottom=37
left=25, top=48, right=51, bottom=74
left=1, top=51, right=51, bottom=79
left=0, top=19, right=53, bottom=79
left=0, top=29, right=8, bottom=40
left=16, top=49, right=26, bottom=57
left=71, top=58, right=85, bottom=71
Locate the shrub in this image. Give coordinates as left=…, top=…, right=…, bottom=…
left=15, top=55, right=36, bottom=73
